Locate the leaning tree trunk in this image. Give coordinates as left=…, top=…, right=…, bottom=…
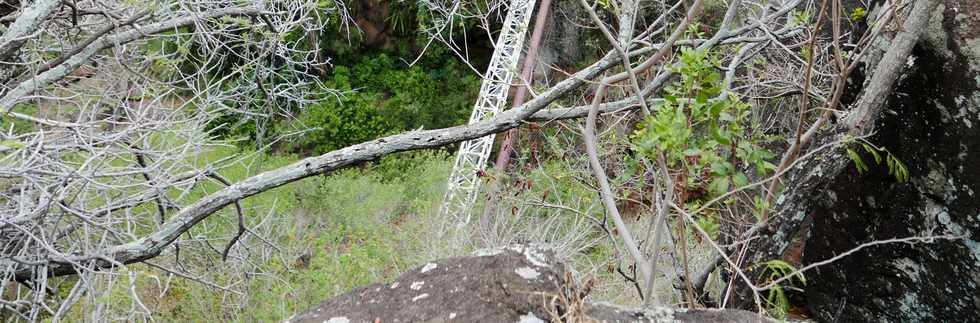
left=730, top=0, right=979, bottom=321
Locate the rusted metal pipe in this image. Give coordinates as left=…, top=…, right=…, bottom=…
left=492, top=0, right=551, bottom=171
left=479, top=0, right=551, bottom=227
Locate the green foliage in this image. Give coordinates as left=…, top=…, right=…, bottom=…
left=689, top=200, right=721, bottom=240
left=686, top=22, right=706, bottom=39
left=845, top=139, right=909, bottom=182
left=145, top=27, right=195, bottom=79
left=752, top=195, right=772, bottom=221
left=384, top=2, right=415, bottom=34
left=59, top=149, right=454, bottom=321
left=850, top=7, right=867, bottom=23
left=789, top=10, right=812, bottom=28
left=192, top=2, right=485, bottom=153
left=760, top=260, right=806, bottom=319
left=596, top=0, right=613, bottom=10
left=371, top=150, right=450, bottom=182
left=800, top=46, right=812, bottom=61
left=0, top=104, right=39, bottom=135
left=286, top=53, right=479, bottom=154
left=632, top=48, right=774, bottom=200
left=632, top=48, right=775, bottom=236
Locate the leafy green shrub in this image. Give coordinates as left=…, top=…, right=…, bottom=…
left=293, top=81, right=393, bottom=154
left=632, top=48, right=774, bottom=199
left=194, top=2, right=486, bottom=154
left=287, top=53, right=479, bottom=154
left=631, top=48, right=775, bottom=232
left=759, top=260, right=806, bottom=319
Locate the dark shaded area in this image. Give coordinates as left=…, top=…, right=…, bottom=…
left=0, top=1, right=18, bottom=23
left=801, top=7, right=980, bottom=321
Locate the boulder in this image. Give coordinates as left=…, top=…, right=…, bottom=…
left=289, top=246, right=772, bottom=323
left=801, top=1, right=980, bottom=321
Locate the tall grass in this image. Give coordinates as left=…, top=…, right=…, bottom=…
left=57, top=149, right=453, bottom=321
left=53, top=143, right=713, bottom=321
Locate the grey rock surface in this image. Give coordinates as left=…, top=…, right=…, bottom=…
left=290, top=246, right=772, bottom=323
left=801, top=1, right=980, bottom=321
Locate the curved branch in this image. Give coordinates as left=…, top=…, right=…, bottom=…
left=0, top=0, right=60, bottom=60
left=8, top=48, right=626, bottom=280
left=843, top=0, right=941, bottom=133
left=0, top=7, right=266, bottom=113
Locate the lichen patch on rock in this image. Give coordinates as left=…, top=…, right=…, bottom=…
left=410, top=281, right=424, bottom=290
left=412, top=293, right=429, bottom=302
left=514, top=266, right=540, bottom=280
left=517, top=312, right=544, bottom=323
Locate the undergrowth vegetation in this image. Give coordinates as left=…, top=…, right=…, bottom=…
left=284, top=54, right=480, bottom=154
left=50, top=144, right=657, bottom=321
left=57, top=149, right=454, bottom=321
left=3, top=0, right=945, bottom=321
left=200, top=0, right=486, bottom=154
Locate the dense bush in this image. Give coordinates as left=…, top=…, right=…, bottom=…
left=287, top=53, right=480, bottom=154
left=60, top=149, right=455, bottom=321
left=196, top=1, right=487, bottom=155
left=136, top=1, right=497, bottom=156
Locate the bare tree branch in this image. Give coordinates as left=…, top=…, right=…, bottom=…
left=1, top=6, right=266, bottom=113
left=5, top=48, right=627, bottom=280
left=0, top=0, right=61, bottom=60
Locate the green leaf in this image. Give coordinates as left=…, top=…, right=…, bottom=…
left=862, top=142, right=882, bottom=164
left=887, top=154, right=910, bottom=183
left=696, top=91, right=709, bottom=105
left=733, top=172, right=748, bottom=187
left=705, top=86, right=722, bottom=97
left=756, top=161, right=777, bottom=176
left=850, top=7, right=867, bottom=22
left=709, top=101, right=726, bottom=117
left=708, top=177, right=730, bottom=195
left=847, top=148, right=868, bottom=173
left=0, top=140, right=24, bottom=149
left=764, top=259, right=806, bottom=284
left=719, top=111, right=735, bottom=122
left=695, top=215, right=721, bottom=240
left=712, top=127, right=732, bottom=145
left=710, top=161, right=730, bottom=176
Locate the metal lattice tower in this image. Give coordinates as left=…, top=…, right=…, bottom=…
left=440, top=0, right=537, bottom=225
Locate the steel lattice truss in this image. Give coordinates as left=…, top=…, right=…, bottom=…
left=440, top=0, right=536, bottom=225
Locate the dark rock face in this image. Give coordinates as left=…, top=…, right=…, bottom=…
left=802, top=2, right=980, bottom=322
left=290, top=246, right=771, bottom=323
left=537, top=0, right=592, bottom=80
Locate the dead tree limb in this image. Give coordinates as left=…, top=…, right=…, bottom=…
left=0, top=0, right=61, bottom=60
left=5, top=49, right=627, bottom=280
left=728, top=0, right=942, bottom=307
left=0, top=7, right=267, bottom=113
